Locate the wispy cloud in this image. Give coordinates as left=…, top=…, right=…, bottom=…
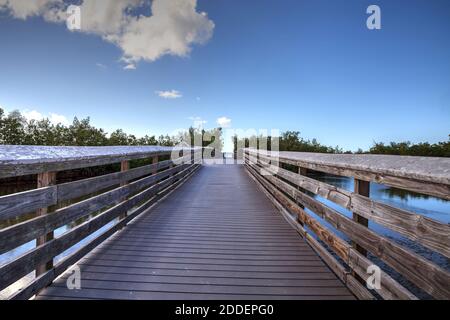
left=216, top=116, right=231, bottom=128
left=0, top=0, right=215, bottom=69
left=96, top=62, right=107, bottom=69
left=156, top=90, right=182, bottom=99
left=123, top=63, right=136, bottom=70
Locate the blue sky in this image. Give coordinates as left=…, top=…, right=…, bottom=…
left=0, top=0, right=449, bottom=151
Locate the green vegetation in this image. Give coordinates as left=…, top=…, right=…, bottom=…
left=367, top=140, right=450, bottom=157
left=1, top=108, right=448, bottom=157
left=0, top=107, right=221, bottom=149
left=233, top=130, right=450, bottom=157
left=0, top=108, right=173, bottom=146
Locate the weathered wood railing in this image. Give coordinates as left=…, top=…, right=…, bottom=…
left=244, top=148, right=450, bottom=300
left=0, top=146, right=202, bottom=300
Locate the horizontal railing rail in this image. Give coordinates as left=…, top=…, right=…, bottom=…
left=243, top=148, right=450, bottom=300
left=268, top=150, right=450, bottom=200
left=0, top=146, right=202, bottom=300
left=0, top=145, right=199, bottom=178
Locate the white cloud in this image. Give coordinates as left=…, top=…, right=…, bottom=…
left=49, top=112, right=69, bottom=125
left=96, top=62, right=107, bottom=69
left=74, top=0, right=141, bottom=35
left=0, top=0, right=63, bottom=19
left=0, top=0, right=214, bottom=68
left=21, top=109, right=69, bottom=125
left=123, top=63, right=136, bottom=70
left=22, top=109, right=44, bottom=122
left=216, top=116, right=231, bottom=128
left=110, top=0, right=214, bottom=66
left=156, top=90, right=182, bottom=99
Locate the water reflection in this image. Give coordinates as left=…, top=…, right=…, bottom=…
left=380, top=187, right=432, bottom=200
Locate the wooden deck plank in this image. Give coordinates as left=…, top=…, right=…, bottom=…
left=55, top=271, right=344, bottom=287
left=71, top=259, right=334, bottom=273
left=37, top=165, right=354, bottom=300
left=57, top=266, right=339, bottom=280
left=48, top=279, right=352, bottom=295
left=37, top=288, right=355, bottom=300
left=88, top=247, right=319, bottom=257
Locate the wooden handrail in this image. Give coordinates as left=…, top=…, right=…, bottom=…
left=0, top=145, right=201, bottom=178
left=0, top=162, right=190, bottom=255
left=255, top=152, right=450, bottom=258
left=0, top=157, right=188, bottom=221
left=243, top=149, right=450, bottom=300
left=245, top=149, right=450, bottom=200
left=246, top=163, right=415, bottom=300
left=0, top=146, right=202, bottom=299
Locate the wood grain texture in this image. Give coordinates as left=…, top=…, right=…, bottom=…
left=0, top=146, right=201, bottom=178
left=11, top=164, right=200, bottom=300
left=0, top=156, right=192, bottom=222
left=119, top=160, right=130, bottom=220
left=0, top=164, right=198, bottom=292
left=0, top=186, right=56, bottom=221
left=35, top=165, right=354, bottom=300
left=245, top=162, right=415, bottom=300
left=246, top=149, right=450, bottom=200
left=256, top=153, right=450, bottom=258
left=0, top=163, right=189, bottom=255
left=151, top=156, right=158, bottom=174
left=36, top=171, right=57, bottom=276
left=246, top=159, right=450, bottom=299
left=352, top=179, right=369, bottom=256
left=244, top=164, right=375, bottom=300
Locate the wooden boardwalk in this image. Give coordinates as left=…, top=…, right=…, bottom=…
left=37, top=165, right=354, bottom=300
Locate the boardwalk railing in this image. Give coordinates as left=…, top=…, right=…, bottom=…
left=244, top=148, right=450, bottom=300
left=0, top=146, right=202, bottom=300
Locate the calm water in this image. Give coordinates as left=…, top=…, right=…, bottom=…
left=0, top=173, right=449, bottom=299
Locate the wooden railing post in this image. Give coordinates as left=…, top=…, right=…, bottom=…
left=36, top=171, right=56, bottom=276
left=172, top=150, right=182, bottom=174
left=297, top=167, right=308, bottom=226
left=152, top=156, right=158, bottom=174
left=120, top=160, right=130, bottom=174
left=119, top=160, right=129, bottom=220
left=353, top=179, right=369, bottom=256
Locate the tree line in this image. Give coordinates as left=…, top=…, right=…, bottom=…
left=233, top=131, right=450, bottom=157
left=0, top=108, right=222, bottom=148
left=1, top=108, right=448, bottom=157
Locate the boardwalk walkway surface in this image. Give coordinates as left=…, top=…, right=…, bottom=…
left=37, top=165, right=354, bottom=300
